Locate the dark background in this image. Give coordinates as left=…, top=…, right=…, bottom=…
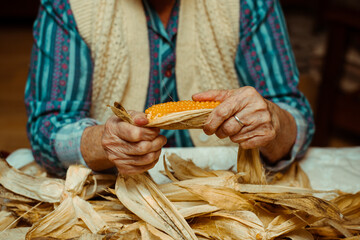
left=0, top=0, right=359, bottom=153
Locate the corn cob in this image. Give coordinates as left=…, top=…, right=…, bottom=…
left=145, top=100, right=220, bottom=120
left=109, top=101, right=221, bottom=130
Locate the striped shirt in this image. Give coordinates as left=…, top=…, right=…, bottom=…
left=25, top=0, right=315, bottom=176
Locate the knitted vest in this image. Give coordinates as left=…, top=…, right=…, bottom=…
left=69, top=0, right=240, bottom=147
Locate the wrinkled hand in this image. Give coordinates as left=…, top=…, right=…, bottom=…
left=193, top=87, right=280, bottom=149
left=101, top=112, right=167, bottom=175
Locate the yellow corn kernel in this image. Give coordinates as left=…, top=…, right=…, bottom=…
left=145, top=100, right=220, bottom=120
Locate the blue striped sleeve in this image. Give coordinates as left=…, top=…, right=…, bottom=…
left=24, top=0, right=93, bottom=177
left=236, top=0, right=315, bottom=170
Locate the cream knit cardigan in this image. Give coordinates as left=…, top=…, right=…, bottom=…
left=69, top=0, right=240, bottom=146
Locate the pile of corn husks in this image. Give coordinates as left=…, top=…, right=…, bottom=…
left=0, top=147, right=359, bottom=240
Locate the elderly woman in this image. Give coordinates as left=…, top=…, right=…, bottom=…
left=25, top=0, right=314, bottom=177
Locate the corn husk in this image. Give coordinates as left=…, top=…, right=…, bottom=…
left=0, top=185, right=34, bottom=203
left=19, top=161, right=47, bottom=177
left=25, top=196, right=79, bottom=239
left=109, top=101, right=212, bottom=130
left=81, top=174, right=117, bottom=200
left=191, top=210, right=264, bottom=239
left=4, top=201, right=53, bottom=225
left=332, top=191, right=360, bottom=222
left=0, top=227, right=30, bottom=240
left=180, top=184, right=253, bottom=211
left=264, top=213, right=316, bottom=239
left=0, top=103, right=359, bottom=239
left=244, top=192, right=341, bottom=220
left=280, top=229, right=314, bottom=240
left=159, top=175, right=238, bottom=202
left=0, top=210, right=17, bottom=231
left=172, top=201, right=219, bottom=219
left=146, top=109, right=212, bottom=129
left=0, top=158, right=64, bottom=203
left=165, top=153, right=218, bottom=180
left=237, top=147, right=266, bottom=184
left=108, top=222, right=142, bottom=240
left=108, top=102, right=134, bottom=125
left=270, top=162, right=312, bottom=189
left=1, top=153, right=360, bottom=239
left=115, top=174, right=197, bottom=240
left=25, top=165, right=107, bottom=239
left=77, top=233, right=105, bottom=240
left=140, top=222, right=175, bottom=240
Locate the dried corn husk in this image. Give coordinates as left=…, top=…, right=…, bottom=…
left=81, top=174, right=117, bottom=200
left=159, top=175, right=238, bottom=202
left=280, top=229, right=314, bottom=240
left=4, top=201, right=53, bottom=224
left=343, top=236, right=360, bottom=240
left=332, top=191, right=360, bottom=221
left=140, top=222, right=175, bottom=240
left=270, top=163, right=312, bottom=189
left=0, top=227, right=30, bottom=240
left=244, top=192, right=341, bottom=220
left=19, top=161, right=47, bottom=177
left=110, top=101, right=212, bottom=130
left=77, top=233, right=105, bottom=240
left=172, top=201, right=219, bottom=219
left=264, top=213, right=315, bottom=239
left=191, top=210, right=264, bottom=239
left=0, top=158, right=64, bottom=203
left=0, top=102, right=359, bottom=239
left=108, top=102, right=134, bottom=124
left=25, top=196, right=79, bottom=239
left=24, top=165, right=107, bottom=239
left=1, top=153, right=359, bottom=239
left=108, top=222, right=141, bottom=240
left=0, top=185, right=34, bottom=203
left=180, top=184, right=253, bottom=211
left=115, top=174, right=197, bottom=239
left=0, top=210, right=17, bottom=230
left=146, top=109, right=212, bottom=129
left=237, top=147, right=266, bottom=184
left=165, top=153, right=218, bottom=181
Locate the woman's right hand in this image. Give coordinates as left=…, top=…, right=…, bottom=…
left=101, top=112, right=167, bottom=175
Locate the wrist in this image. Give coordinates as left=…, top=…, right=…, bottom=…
left=260, top=101, right=296, bottom=164
left=80, top=125, right=114, bottom=171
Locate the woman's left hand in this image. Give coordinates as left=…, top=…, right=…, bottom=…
left=192, top=87, right=296, bottom=163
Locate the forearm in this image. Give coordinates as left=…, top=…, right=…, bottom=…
left=80, top=125, right=114, bottom=171
left=260, top=100, right=297, bottom=164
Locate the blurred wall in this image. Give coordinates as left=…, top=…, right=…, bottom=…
left=0, top=1, right=38, bottom=20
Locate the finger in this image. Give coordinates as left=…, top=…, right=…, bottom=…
left=115, top=149, right=162, bottom=166
left=105, top=116, right=160, bottom=142
left=215, top=115, right=244, bottom=138
left=192, top=89, right=232, bottom=102
left=115, top=153, right=161, bottom=175
left=230, top=125, right=275, bottom=146
left=239, top=135, right=276, bottom=149
left=117, top=123, right=160, bottom=142
left=129, top=111, right=149, bottom=126
left=232, top=108, right=272, bottom=135
left=123, top=135, right=167, bottom=155
left=215, top=127, right=227, bottom=139
left=203, top=98, right=239, bottom=135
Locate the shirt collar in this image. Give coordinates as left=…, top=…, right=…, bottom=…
left=143, top=0, right=179, bottom=43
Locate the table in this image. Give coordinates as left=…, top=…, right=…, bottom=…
left=6, top=147, right=360, bottom=193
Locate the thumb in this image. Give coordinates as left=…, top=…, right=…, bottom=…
left=192, top=89, right=231, bottom=102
